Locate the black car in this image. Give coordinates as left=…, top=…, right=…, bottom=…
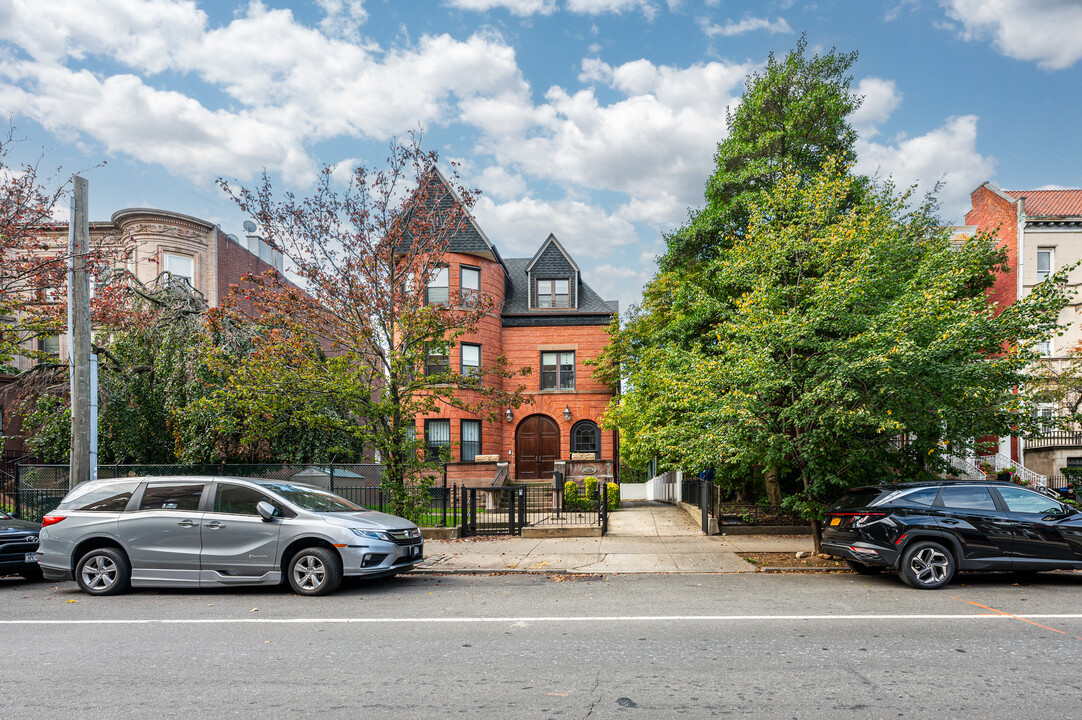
left=0, top=509, right=43, bottom=581
left=822, top=480, right=1082, bottom=589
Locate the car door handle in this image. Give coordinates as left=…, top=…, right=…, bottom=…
left=203, top=521, right=225, bottom=529
left=177, top=520, right=198, bottom=528
left=941, top=519, right=960, bottom=525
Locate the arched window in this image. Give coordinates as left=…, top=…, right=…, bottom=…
left=571, top=420, right=600, bottom=457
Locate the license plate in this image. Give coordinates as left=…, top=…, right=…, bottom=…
left=409, top=545, right=422, bottom=558
left=25, top=552, right=39, bottom=563
left=829, top=518, right=841, bottom=526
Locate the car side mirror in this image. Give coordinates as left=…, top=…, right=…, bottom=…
left=256, top=501, right=278, bottom=522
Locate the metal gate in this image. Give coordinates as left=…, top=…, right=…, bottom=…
left=459, top=484, right=606, bottom=537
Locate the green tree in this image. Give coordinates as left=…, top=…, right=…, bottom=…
left=605, top=161, right=1073, bottom=549
left=20, top=275, right=367, bottom=464
left=659, top=34, right=862, bottom=274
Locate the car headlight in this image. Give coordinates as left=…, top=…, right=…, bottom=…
left=350, top=528, right=391, bottom=541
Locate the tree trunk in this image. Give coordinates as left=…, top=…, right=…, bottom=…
left=811, top=519, right=822, bottom=554
left=764, top=466, right=782, bottom=506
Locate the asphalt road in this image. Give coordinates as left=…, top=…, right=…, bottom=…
left=4, top=570, right=1082, bottom=719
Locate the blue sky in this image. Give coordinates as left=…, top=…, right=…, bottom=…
left=1, top=0, right=1080, bottom=312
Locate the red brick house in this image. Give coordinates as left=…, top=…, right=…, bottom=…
left=413, top=193, right=619, bottom=484
left=964, top=182, right=1082, bottom=479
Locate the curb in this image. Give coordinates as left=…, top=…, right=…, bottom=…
left=760, top=566, right=849, bottom=573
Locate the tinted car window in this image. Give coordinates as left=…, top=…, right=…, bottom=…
left=997, top=486, right=1066, bottom=515
left=830, top=488, right=888, bottom=511
left=215, top=484, right=274, bottom=516
left=884, top=487, right=940, bottom=507
left=139, top=484, right=205, bottom=511
left=58, top=482, right=139, bottom=512
left=939, top=486, right=997, bottom=511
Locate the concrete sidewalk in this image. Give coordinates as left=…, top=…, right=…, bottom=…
left=418, top=501, right=814, bottom=574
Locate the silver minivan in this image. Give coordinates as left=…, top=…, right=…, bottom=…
left=37, top=476, right=423, bottom=596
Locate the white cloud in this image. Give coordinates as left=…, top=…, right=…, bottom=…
left=941, top=0, right=1082, bottom=70
left=473, top=194, right=638, bottom=258
left=466, top=57, right=751, bottom=228
left=0, top=1, right=528, bottom=183
left=444, top=0, right=558, bottom=15
left=476, top=165, right=528, bottom=201
left=0, top=0, right=207, bottom=73
left=566, top=0, right=659, bottom=19
left=849, top=77, right=902, bottom=136
left=698, top=15, right=792, bottom=37
left=587, top=263, right=651, bottom=313
left=317, top=0, right=368, bottom=40
left=0, top=62, right=315, bottom=184
left=856, top=115, right=997, bottom=222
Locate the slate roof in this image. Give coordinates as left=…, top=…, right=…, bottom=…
left=501, top=256, right=618, bottom=318
left=1005, top=189, right=1082, bottom=218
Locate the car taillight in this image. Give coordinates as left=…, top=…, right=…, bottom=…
left=828, top=512, right=886, bottom=528
left=41, top=515, right=65, bottom=527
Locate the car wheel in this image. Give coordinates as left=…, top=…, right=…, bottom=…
left=19, top=565, right=45, bottom=582
left=899, top=541, right=955, bottom=590
left=846, top=559, right=884, bottom=575
left=75, top=547, right=131, bottom=596
left=287, top=547, right=342, bottom=596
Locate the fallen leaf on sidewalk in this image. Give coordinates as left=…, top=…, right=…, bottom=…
left=65, top=599, right=77, bottom=604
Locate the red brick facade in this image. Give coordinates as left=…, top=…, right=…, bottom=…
left=412, top=240, right=618, bottom=481
left=965, top=183, right=1020, bottom=316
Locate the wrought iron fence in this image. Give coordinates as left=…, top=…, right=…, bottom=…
left=682, top=476, right=808, bottom=530
left=7, top=463, right=607, bottom=533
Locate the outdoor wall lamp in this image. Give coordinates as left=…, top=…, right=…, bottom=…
left=505, top=408, right=513, bottom=422
left=563, top=405, right=572, bottom=421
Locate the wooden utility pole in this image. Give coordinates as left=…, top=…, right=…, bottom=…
left=68, top=176, right=91, bottom=489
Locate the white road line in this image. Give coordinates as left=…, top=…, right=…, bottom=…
left=4, top=613, right=1082, bottom=625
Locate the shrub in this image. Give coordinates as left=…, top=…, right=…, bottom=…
left=563, top=480, right=585, bottom=511
left=584, top=476, right=598, bottom=499
left=606, top=482, right=620, bottom=511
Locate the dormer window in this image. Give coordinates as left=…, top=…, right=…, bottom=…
left=536, top=279, right=569, bottom=308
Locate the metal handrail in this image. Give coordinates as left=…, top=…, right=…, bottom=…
left=951, top=451, right=1048, bottom=488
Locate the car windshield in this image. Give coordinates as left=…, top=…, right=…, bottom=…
left=260, top=483, right=365, bottom=513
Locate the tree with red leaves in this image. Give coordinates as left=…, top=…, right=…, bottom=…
left=0, top=130, right=132, bottom=375
left=219, top=136, right=530, bottom=510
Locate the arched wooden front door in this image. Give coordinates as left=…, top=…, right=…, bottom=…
left=515, top=415, right=560, bottom=480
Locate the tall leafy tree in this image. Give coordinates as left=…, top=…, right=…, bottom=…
left=659, top=34, right=861, bottom=274
left=219, top=137, right=530, bottom=511
left=606, top=161, right=1072, bottom=548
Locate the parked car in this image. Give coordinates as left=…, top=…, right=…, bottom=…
left=37, top=476, right=423, bottom=596
left=822, top=480, right=1082, bottom=589
left=0, top=509, right=43, bottom=581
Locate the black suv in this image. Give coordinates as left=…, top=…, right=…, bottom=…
left=0, top=509, right=42, bottom=581
left=822, top=480, right=1082, bottom=589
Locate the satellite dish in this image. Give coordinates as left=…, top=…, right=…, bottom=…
left=242, top=220, right=257, bottom=233
left=226, top=234, right=239, bottom=243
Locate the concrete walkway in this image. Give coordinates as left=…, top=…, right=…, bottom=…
left=419, top=500, right=814, bottom=574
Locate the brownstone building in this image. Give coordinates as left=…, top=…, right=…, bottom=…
left=1, top=208, right=285, bottom=459
left=414, top=206, right=619, bottom=483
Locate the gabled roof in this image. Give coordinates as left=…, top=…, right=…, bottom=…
left=398, top=166, right=505, bottom=265
left=524, top=233, right=580, bottom=274
left=1005, top=189, right=1082, bottom=218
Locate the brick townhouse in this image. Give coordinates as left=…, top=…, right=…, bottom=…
left=415, top=174, right=620, bottom=484
left=963, top=182, right=1082, bottom=480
